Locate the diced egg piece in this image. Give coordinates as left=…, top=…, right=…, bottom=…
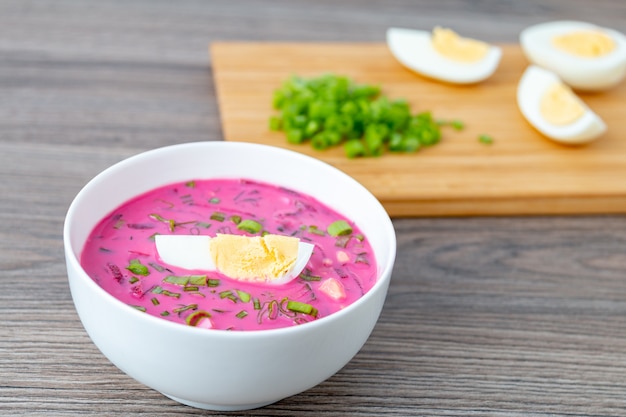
left=517, top=65, right=606, bottom=144
left=154, top=234, right=314, bottom=285
left=520, top=20, right=626, bottom=91
left=386, top=26, right=502, bottom=84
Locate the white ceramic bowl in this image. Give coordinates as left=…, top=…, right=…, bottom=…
left=63, top=141, right=396, bottom=411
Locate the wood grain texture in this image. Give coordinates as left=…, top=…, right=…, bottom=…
left=3, top=0, right=626, bottom=416
left=212, top=42, right=626, bottom=217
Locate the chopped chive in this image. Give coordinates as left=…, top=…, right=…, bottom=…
left=148, top=262, right=165, bottom=272
left=253, top=298, right=261, bottom=310
left=126, top=259, right=150, bottom=276
left=183, top=286, right=200, bottom=292
left=163, top=275, right=189, bottom=286
left=207, top=279, right=221, bottom=287
left=479, top=134, right=494, bottom=145
left=327, top=220, right=353, bottom=237
left=189, top=275, right=208, bottom=286
left=300, top=269, right=321, bottom=281
left=237, top=219, right=262, bottom=234
left=173, top=304, right=198, bottom=314
left=195, top=221, right=211, bottom=228
left=131, top=305, right=147, bottom=313
left=160, top=311, right=170, bottom=316
left=162, top=290, right=181, bottom=298
left=286, top=300, right=318, bottom=317
left=235, top=310, right=249, bottom=319
left=151, top=297, right=160, bottom=306
left=210, top=212, right=226, bottom=222
left=236, top=290, right=251, bottom=303
left=229, top=215, right=242, bottom=225
left=209, top=197, right=220, bottom=204
left=219, top=290, right=238, bottom=302
left=308, top=225, right=326, bottom=236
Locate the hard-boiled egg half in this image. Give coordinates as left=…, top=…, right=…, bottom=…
left=387, top=26, right=502, bottom=84
left=520, top=20, right=626, bottom=91
left=155, top=234, right=314, bottom=285
left=517, top=65, right=606, bottom=144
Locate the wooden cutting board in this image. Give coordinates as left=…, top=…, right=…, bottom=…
left=211, top=42, right=626, bottom=217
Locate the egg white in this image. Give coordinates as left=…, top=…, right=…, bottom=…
left=386, top=27, right=502, bottom=84
left=154, top=234, right=314, bottom=285
left=520, top=20, right=626, bottom=91
left=517, top=65, right=606, bottom=144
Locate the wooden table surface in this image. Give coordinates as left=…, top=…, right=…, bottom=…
left=3, top=1, right=626, bottom=416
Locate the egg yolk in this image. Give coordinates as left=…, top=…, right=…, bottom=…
left=431, top=27, right=489, bottom=62
left=540, top=82, right=585, bottom=125
left=552, top=30, right=615, bottom=57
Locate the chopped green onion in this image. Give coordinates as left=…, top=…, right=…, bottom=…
left=210, top=212, right=225, bottom=222
left=209, top=197, right=220, bottom=204
left=173, top=304, right=198, bottom=314
left=195, top=221, right=211, bottom=228
left=237, top=219, right=262, bottom=234
left=151, top=297, right=160, bottom=306
left=131, top=305, right=147, bottom=313
left=128, top=276, right=139, bottom=284
left=163, top=275, right=189, bottom=286
left=286, top=300, right=318, bottom=317
left=207, top=279, right=221, bottom=287
left=327, top=220, right=352, bottom=237
left=308, top=225, right=326, bottom=236
left=185, top=181, right=196, bottom=188
left=162, top=290, right=181, bottom=298
left=229, top=215, right=242, bottom=225
left=186, top=310, right=211, bottom=327
left=126, top=259, right=149, bottom=276
left=479, top=134, right=494, bottom=145
left=149, top=262, right=165, bottom=272
left=235, top=310, right=249, bottom=319
left=189, top=275, right=208, bottom=286
left=253, top=298, right=261, bottom=310
left=160, top=311, right=170, bottom=317
left=236, top=290, right=251, bottom=303
left=300, top=269, right=321, bottom=281
left=270, top=74, right=461, bottom=158
left=219, top=290, right=238, bottom=302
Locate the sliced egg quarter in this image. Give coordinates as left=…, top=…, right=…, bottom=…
left=517, top=65, right=606, bottom=144
left=387, top=27, right=502, bottom=84
left=520, top=20, right=626, bottom=91
left=154, top=234, right=314, bottom=285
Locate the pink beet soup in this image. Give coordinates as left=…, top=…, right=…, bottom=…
left=80, top=178, right=377, bottom=331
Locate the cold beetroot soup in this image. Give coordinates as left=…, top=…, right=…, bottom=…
left=80, top=178, right=377, bottom=331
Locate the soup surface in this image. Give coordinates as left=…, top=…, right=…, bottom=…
left=80, top=178, right=377, bottom=330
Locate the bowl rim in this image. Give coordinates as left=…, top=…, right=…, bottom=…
left=64, top=141, right=397, bottom=338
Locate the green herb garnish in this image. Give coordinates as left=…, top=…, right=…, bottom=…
left=237, top=219, right=262, bottom=234
left=286, top=300, right=318, bottom=317
left=126, top=259, right=149, bottom=276
left=327, top=220, right=352, bottom=237
left=270, top=74, right=459, bottom=158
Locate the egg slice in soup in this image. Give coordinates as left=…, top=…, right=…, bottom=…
left=155, top=234, right=314, bottom=285
left=520, top=20, right=626, bottom=91
left=386, top=26, right=502, bottom=84
left=517, top=65, right=606, bottom=144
